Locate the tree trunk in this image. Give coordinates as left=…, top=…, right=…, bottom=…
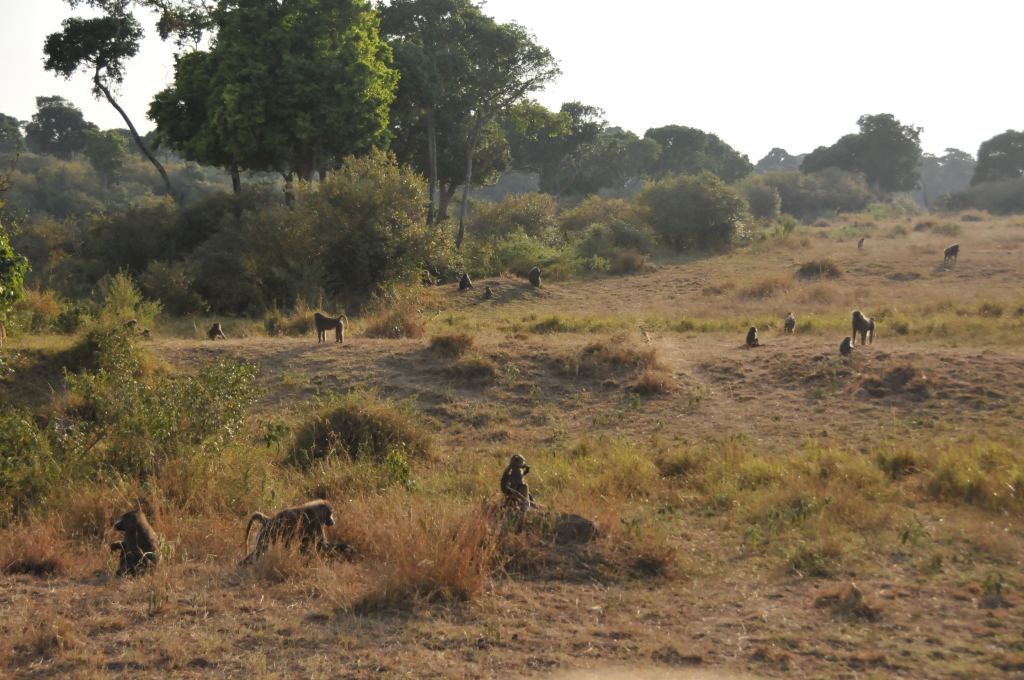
left=94, top=70, right=173, bottom=197
left=438, top=183, right=458, bottom=221
left=231, top=166, right=241, bottom=196
left=427, top=106, right=438, bottom=227
left=456, top=122, right=483, bottom=248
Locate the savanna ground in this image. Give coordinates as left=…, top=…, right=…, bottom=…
left=2, top=211, right=1024, bottom=679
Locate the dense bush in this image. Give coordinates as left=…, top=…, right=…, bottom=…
left=735, top=175, right=782, bottom=221
left=556, top=196, right=635, bottom=233
left=468, top=193, right=557, bottom=240
left=635, top=172, right=749, bottom=251
left=936, top=179, right=1024, bottom=215
left=759, top=169, right=874, bottom=221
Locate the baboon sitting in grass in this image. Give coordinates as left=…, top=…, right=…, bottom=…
left=851, top=311, right=875, bottom=346
left=111, top=510, right=160, bottom=576
left=858, top=237, right=865, bottom=249
left=944, top=243, right=960, bottom=263
left=500, top=455, right=533, bottom=511
left=528, top=267, right=542, bottom=287
left=745, top=326, right=760, bottom=347
left=207, top=322, right=226, bottom=340
left=314, top=313, right=347, bottom=343
left=459, top=273, right=474, bottom=291
left=484, top=285, right=492, bottom=300
left=784, top=312, right=796, bottom=333
left=242, top=500, right=350, bottom=564
left=840, top=337, right=854, bottom=356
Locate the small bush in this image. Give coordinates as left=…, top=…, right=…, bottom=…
left=797, top=258, right=843, bottom=280
left=446, top=354, right=498, bottom=383
left=9, top=288, right=63, bottom=333
left=630, top=369, right=673, bottom=395
left=430, top=332, right=475, bottom=357
left=607, top=247, right=646, bottom=274
left=289, top=392, right=432, bottom=467
left=0, top=522, right=66, bottom=576
left=636, top=171, right=749, bottom=251
left=364, top=305, right=425, bottom=339
left=937, top=181, right=1024, bottom=215
left=959, top=210, right=987, bottom=222
left=914, top=219, right=937, bottom=232
left=978, top=301, right=1004, bottom=317
left=469, top=193, right=557, bottom=240
left=759, top=168, right=873, bottom=221
left=735, top=175, right=782, bottom=222
left=741, top=274, right=793, bottom=299
left=561, top=336, right=658, bottom=377
left=557, top=196, right=635, bottom=233
left=933, top=222, right=962, bottom=237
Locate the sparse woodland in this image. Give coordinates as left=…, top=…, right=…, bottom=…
left=1, top=1, right=1024, bottom=679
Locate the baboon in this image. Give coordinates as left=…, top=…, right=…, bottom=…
left=858, top=237, right=865, bottom=249
left=484, top=285, right=493, bottom=300
left=784, top=312, right=796, bottom=333
left=123, top=319, right=137, bottom=330
left=944, top=243, right=960, bottom=263
left=313, top=312, right=348, bottom=343
left=500, top=454, right=533, bottom=511
left=142, top=328, right=151, bottom=339
left=207, top=322, right=226, bottom=341
left=459, top=273, right=474, bottom=291
left=110, top=510, right=160, bottom=576
left=851, top=311, right=875, bottom=346
left=242, top=500, right=350, bottom=564
left=840, top=337, right=854, bottom=356
left=0, top=323, right=5, bottom=349
left=746, top=326, right=760, bottom=347
left=528, top=267, right=542, bottom=287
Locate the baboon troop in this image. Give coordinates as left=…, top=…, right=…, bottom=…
left=784, top=312, right=796, bottom=333
left=528, top=267, right=542, bottom=287
left=484, top=285, right=493, bottom=300
left=110, top=510, right=160, bottom=576
left=207, top=322, right=226, bottom=341
left=745, top=326, right=760, bottom=347
left=840, top=337, right=854, bottom=356
left=500, top=454, right=533, bottom=511
left=459, top=273, right=474, bottom=291
left=858, top=237, right=865, bottom=249
left=944, top=243, right=960, bottom=263
left=851, top=311, right=875, bottom=346
left=314, top=312, right=348, bottom=344
left=241, top=500, right=349, bottom=564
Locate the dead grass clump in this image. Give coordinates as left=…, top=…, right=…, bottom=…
left=429, top=332, right=474, bottom=357
left=797, top=258, right=843, bottom=280
left=800, top=282, right=840, bottom=304
left=62, top=487, right=117, bottom=540
left=914, top=219, right=938, bottom=231
left=960, top=210, right=987, bottom=222
left=630, top=369, right=673, bottom=395
left=629, top=537, right=681, bottom=579
left=933, top=222, right=962, bottom=237
left=814, top=583, right=882, bottom=621
left=562, top=335, right=658, bottom=377
left=978, top=301, right=1004, bottom=317
left=607, top=247, right=647, bottom=274
left=364, top=305, right=425, bottom=339
left=289, top=393, right=432, bottom=467
left=18, top=616, right=81, bottom=656
left=876, top=448, right=919, bottom=480
left=245, top=543, right=309, bottom=584
left=701, top=281, right=735, bottom=296
left=0, top=522, right=67, bottom=576
left=740, top=274, right=793, bottom=299
left=655, top=450, right=702, bottom=478
left=813, top=218, right=830, bottom=227
left=445, top=354, right=498, bottom=383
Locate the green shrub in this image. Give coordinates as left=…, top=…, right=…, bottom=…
left=469, top=193, right=557, bottom=240
left=465, top=229, right=580, bottom=281
left=735, top=175, right=782, bottom=221
left=937, top=181, right=1024, bottom=215
left=932, top=222, right=962, bottom=237
left=636, top=171, right=749, bottom=251
left=556, top=196, right=635, bottom=233
left=139, top=260, right=209, bottom=316
left=96, top=271, right=162, bottom=327
left=760, top=169, right=874, bottom=221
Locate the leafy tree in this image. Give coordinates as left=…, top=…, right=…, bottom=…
left=801, top=114, right=922, bottom=192
left=636, top=171, right=748, bottom=251
left=735, top=175, right=781, bottom=221
left=43, top=2, right=174, bottom=194
left=0, top=114, right=25, bottom=155
left=760, top=169, right=873, bottom=221
left=971, top=130, right=1024, bottom=186
left=576, top=127, right=661, bottom=194
left=0, top=165, right=30, bottom=328
left=644, top=125, right=753, bottom=183
left=23, top=96, right=97, bottom=159
left=84, top=129, right=129, bottom=188
left=754, top=148, right=804, bottom=174
left=917, top=148, right=974, bottom=207
left=506, top=101, right=605, bottom=198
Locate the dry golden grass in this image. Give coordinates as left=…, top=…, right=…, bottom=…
left=429, top=331, right=475, bottom=356
left=363, top=304, right=425, bottom=339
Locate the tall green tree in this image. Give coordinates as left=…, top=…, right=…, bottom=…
left=576, top=127, right=661, bottom=195
left=971, top=130, right=1024, bottom=186
left=917, top=148, right=974, bottom=207
left=506, top=101, right=604, bottom=198
left=0, top=164, right=30, bottom=331
left=754, top=147, right=804, bottom=174
left=801, top=113, right=922, bottom=192
left=23, top=96, right=97, bottom=159
left=0, top=114, right=25, bottom=155
left=84, top=129, right=130, bottom=188
left=644, top=125, right=753, bottom=183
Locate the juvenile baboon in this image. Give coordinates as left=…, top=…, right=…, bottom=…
left=528, top=267, right=542, bottom=287
left=313, top=312, right=348, bottom=343
left=858, top=237, right=865, bottom=250
left=459, top=273, right=474, bottom=291
left=944, top=243, right=960, bottom=263
left=851, top=311, right=875, bottom=346
left=207, top=322, right=226, bottom=341
left=500, top=454, right=533, bottom=511
left=840, top=337, right=854, bottom=356
left=745, top=326, right=760, bottom=347
left=142, top=328, right=151, bottom=339
left=110, top=510, right=160, bottom=576
left=242, top=500, right=349, bottom=564
left=123, top=319, right=138, bottom=330
left=784, top=312, right=796, bottom=333
left=484, top=285, right=493, bottom=300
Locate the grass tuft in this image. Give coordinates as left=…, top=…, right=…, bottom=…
left=364, top=305, right=425, bottom=339
left=429, top=332, right=475, bottom=357
left=796, top=258, right=843, bottom=280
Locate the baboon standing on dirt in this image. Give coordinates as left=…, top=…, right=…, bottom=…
left=745, top=327, right=760, bottom=347
left=242, top=500, right=349, bottom=564
left=207, top=323, right=226, bottom=340
left=528, top=267, right=542, bottom=287
left=110, top=510, right=160, bottom=576
left=851, top=311, right=875, bottom=346
left=840, top=337, right=854, bottom=356
left=459, top=273, right=474, bottom=291
left=500, top=455, right=533, bottom=511
left=484, top=286, right=493, bottom=300
left=314, top=313, right=347, bottom=343
left=784, top=312, right=796, bottom=333
left=944, top=244, right=960, bottom=263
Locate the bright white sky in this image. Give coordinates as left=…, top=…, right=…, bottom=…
left=1, top=0, right=1021, bottom=161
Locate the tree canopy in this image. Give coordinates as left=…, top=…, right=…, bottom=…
left=801, top=113, right=922, bottom=192
left=0, top=114, right=25, bottom=155
left=754, top=148, right=804, bottom=174
left=84, top=129, right=130, bottom=187
left=971, top=130, right=1024, bottom=186
left=644, top=125, right=753, bottom=183
left=23, top=96, right=98, bottom=160
left=506, top=101, right=605, bottom=198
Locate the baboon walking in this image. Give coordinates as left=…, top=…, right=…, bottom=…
left=745, top=326, right=760, bottom=347
left=500, top=455, right=533, bottom=511
left=944, top=244, right=960, bottom=263
left=314, top=312, right=348, bottom=343
left=528, top=267, right=542, bottom=287
left=851, top=311, right=875, bottom=346
left=459, top=273, right=474, bottom=291
left=784, top=312, right=796, bottom=333
left=110, top=510, right=160, bottom=576
left=840, top=337, right=854, bottom=356
left=242, top=500, right=349, bottom=564
left=207, top=322, right=226, bottom=341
